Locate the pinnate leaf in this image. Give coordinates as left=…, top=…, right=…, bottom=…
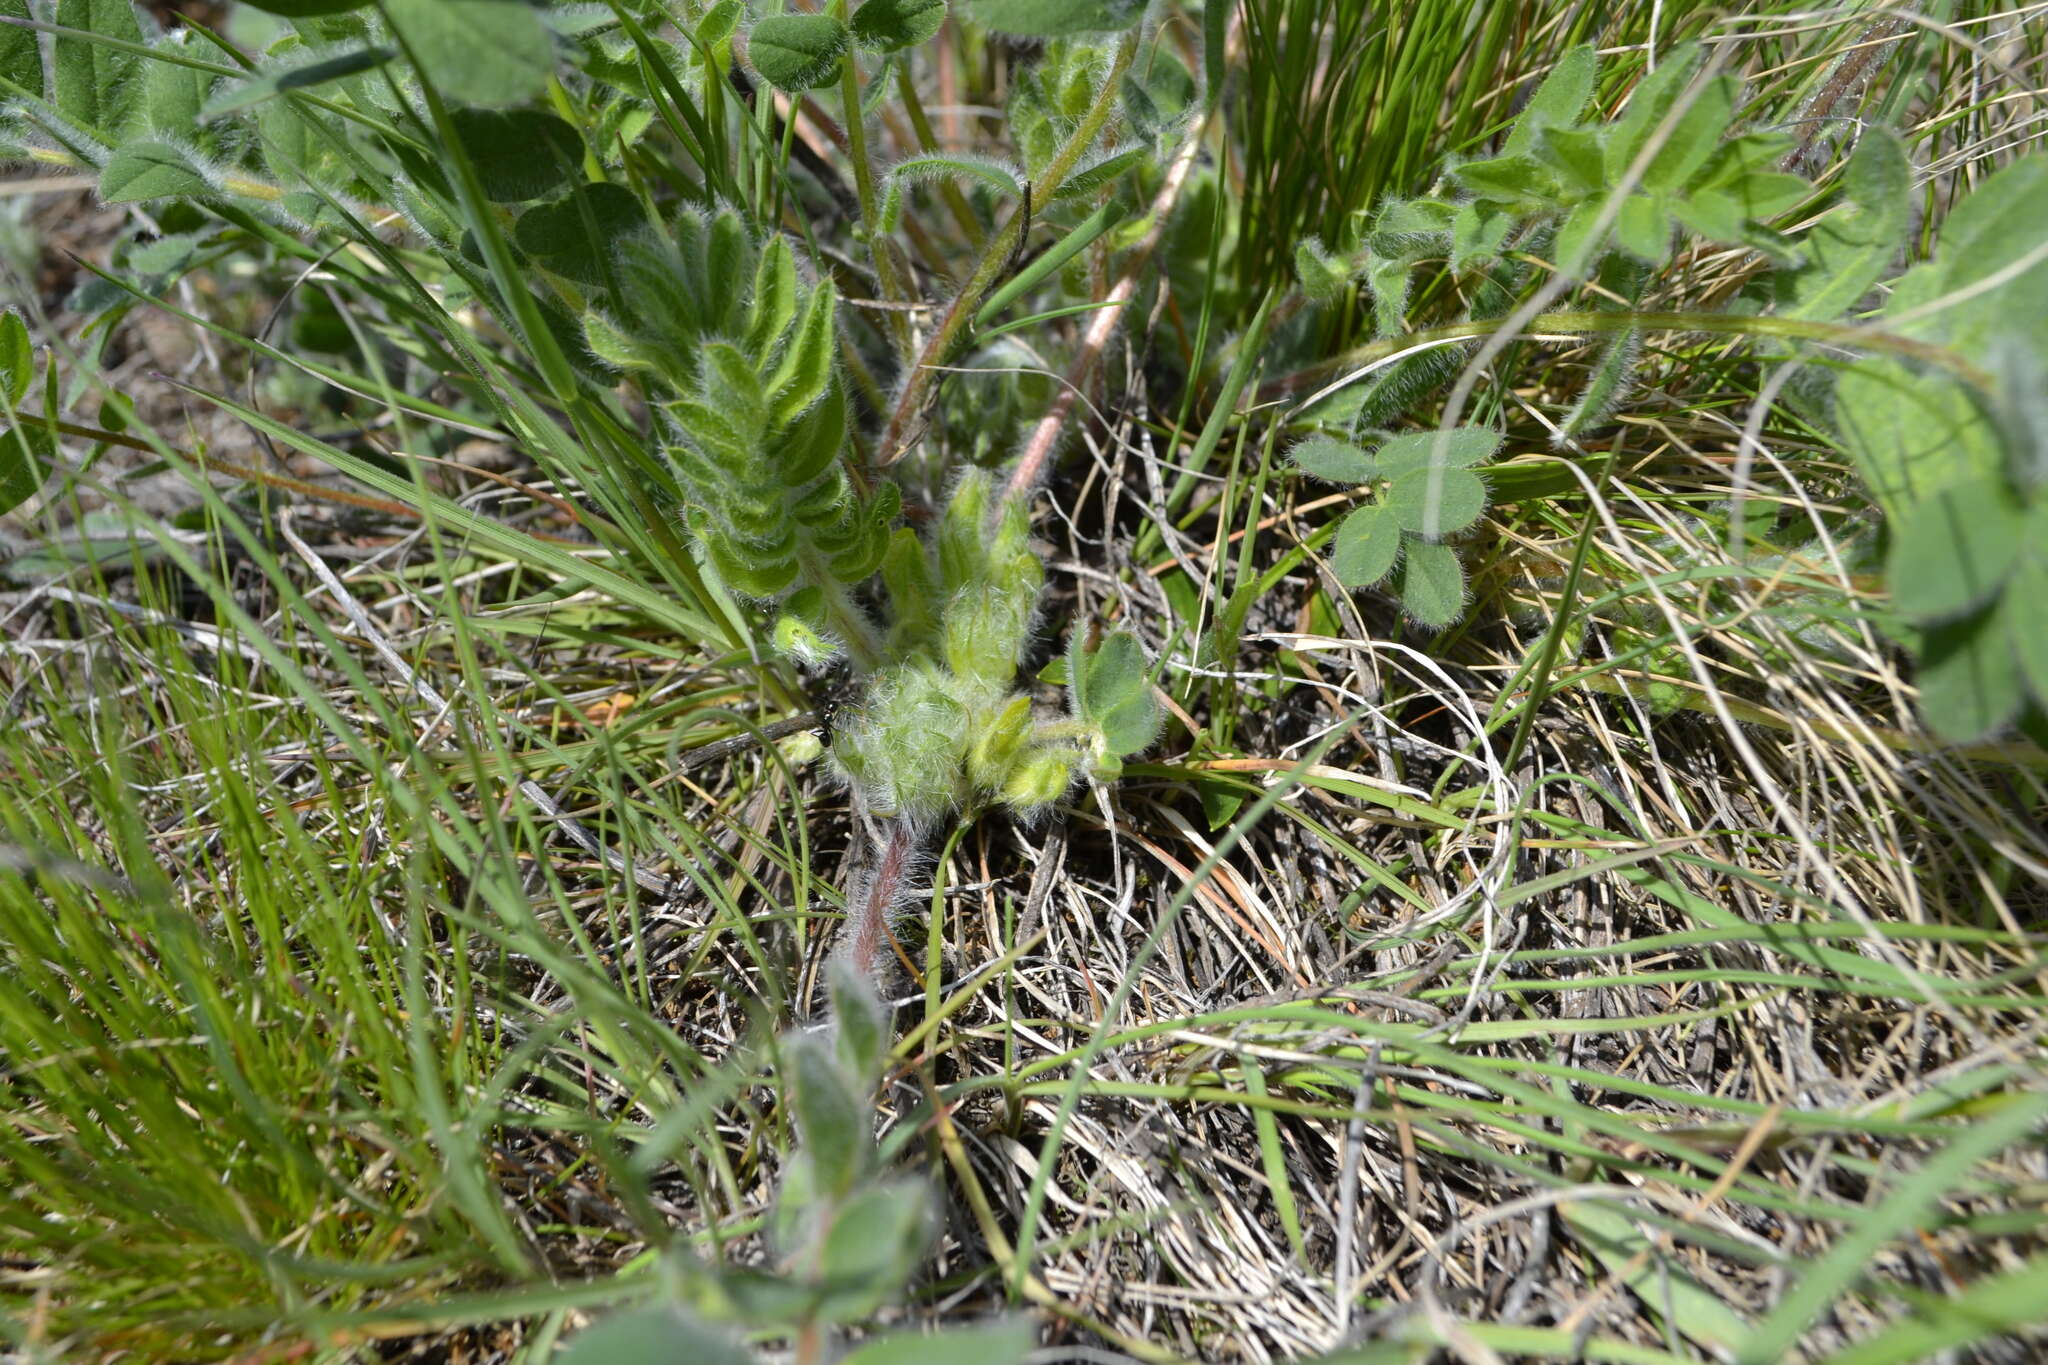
left=1290, top=436, right=1376, bottom=484
left=748, top=13, right=849, bottom=92
left=1331, top=503, right=1401, bottom=588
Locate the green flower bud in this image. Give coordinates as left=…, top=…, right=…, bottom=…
left=937, top=469, right=992, bottom=591
left=1002, top=746, right=1079, bottom=813
left=967, top=693, right=1034, bottom=791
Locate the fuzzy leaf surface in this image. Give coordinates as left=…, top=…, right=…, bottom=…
left=1371, top=428, right=1502, bottom=474
left=1387, top=466, right=1487, bottom=537
left=1290, top=436, right=1377, bottom=484
left=553, top=1305, right=750, bottom=1365
left=100, top=140, right=211, bottom=202
left=1397, top=539, right=1467, bottom=628
left=1331, top=503, right=1401, bottom=587
left=748, top=14, right=849, bottom=91
left=850, top=0, right=946, bottom=53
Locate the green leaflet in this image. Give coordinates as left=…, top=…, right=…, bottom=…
left=52, top=0, right=142, bottom=136
left=384, top=0, right=555, bottom=107
left=747, top=13, right=848, bottom=91
left=850, top=0, right=947, bottom=54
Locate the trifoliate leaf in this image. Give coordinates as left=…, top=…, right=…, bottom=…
left=1452, top=153, right=1555, bottom=206
left=1396, top=538, right=1467, bottom=628
left=850, top=0, right=946, bottom=53
left=1536, top=125, right=1607, bottom=194
left=747, top=13, right=849, bottom=92
left=1887, top=477, right=2025, bottom=624
left=1290, top=436, right=1376, bottom=484
left=1330, top=502, right=1401, bottom=588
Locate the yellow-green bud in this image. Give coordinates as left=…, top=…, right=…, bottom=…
left=967, top=694, right=1034, bottom=790
left=1002, top=747, right=1078, bottom=813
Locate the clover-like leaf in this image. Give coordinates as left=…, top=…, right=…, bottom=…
left=1290, top=436, right=1377, bottom=484
left=1615, top=194, right=1673, bottom=264
left=1396, top=538, right=1468, bottom=628
left=1887, top=476, right=2025, bottom=624
left=851, top=0, right=947, bottom=53
left=748, top=13, right=850, bottom=91
left=385, top=0, right=555, bottom=107
left=1452, top=153, right=1555, bottom=206
left=1330, top=502, right=1401, bottom=588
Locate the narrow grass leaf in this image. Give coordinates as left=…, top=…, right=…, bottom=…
left=1737, top=1090, right=2048, bottom=1364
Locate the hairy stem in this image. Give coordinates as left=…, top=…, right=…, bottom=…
left=831, top=818, right=921, bottom=985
